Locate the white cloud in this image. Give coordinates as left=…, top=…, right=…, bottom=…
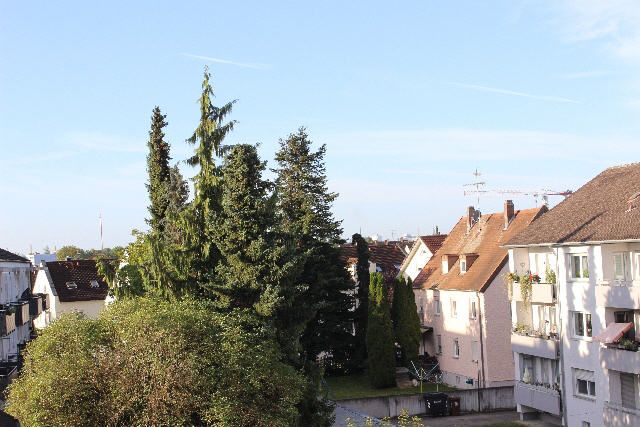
left=181, top=53, right=270, bottom=70
left=558, top=0, right=640, bottom=61
left=449, top=82, right=580, bottom=104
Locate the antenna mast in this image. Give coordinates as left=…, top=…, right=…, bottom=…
left=463, top=168, right=487, bottom=207
left=99, top=213, right=104, bottom=250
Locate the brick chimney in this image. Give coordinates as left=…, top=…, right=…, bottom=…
left=504, top=200, right=515, bottom=229
left=467, top=206, right=476, bottom=232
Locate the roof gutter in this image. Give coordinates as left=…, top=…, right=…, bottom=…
left=504, top=238, right=640, bottom=249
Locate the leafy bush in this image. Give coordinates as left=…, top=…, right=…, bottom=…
left=7, top=298, right=303, bottom=427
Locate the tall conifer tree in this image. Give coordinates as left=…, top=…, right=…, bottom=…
left=146, top=107, right=172, bottom=233
left=366, top=273, right=396, bottom=388
left=352, top=233, right=370, bottom=368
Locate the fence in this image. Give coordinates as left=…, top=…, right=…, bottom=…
left=337, top=386, right=515, bottom=418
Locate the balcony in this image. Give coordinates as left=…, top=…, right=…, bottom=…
left=511, top=282, right=556, bottom=304
left=37, top=293, right=49, bottom=311
left=596, top=283, right=640, bottom=309
left=0, top=308, right=16, bottom=337
left=511, top=333, right=559, bottom=359
left=601, top=345, right=640, bottom=374
left=0, top=361, right=18, bottom=394
left=11, top=301, right=30, bottom=326
left=603, top=402, right=640, bottom=427
left=514, top=382, right=561, bottom=416
left=29, top=294, right=43, bottom=317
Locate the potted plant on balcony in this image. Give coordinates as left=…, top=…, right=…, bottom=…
left=618, top=338, right=639, bottom=352
left=545, top=268, right=556, bottom=285
left=504, top=272, right=520, bottom=299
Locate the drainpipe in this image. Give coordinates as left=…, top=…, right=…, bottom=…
left=555, top=246, right=569, bottom=427
left=477, top=291, right=486, bottom=411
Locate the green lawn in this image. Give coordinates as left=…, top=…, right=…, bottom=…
left=325, top=373, right=455, bottom=400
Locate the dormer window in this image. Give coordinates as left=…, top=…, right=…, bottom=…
left=442, top=254, right=458, bottom=274
left=460, top=258, right=467, bottom=274
left=65, top=281, right=77, bottom=290
left=90, top=280, right=100, bottom=288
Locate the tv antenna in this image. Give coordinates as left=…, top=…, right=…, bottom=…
left=463, top=168, right=487, bottom=207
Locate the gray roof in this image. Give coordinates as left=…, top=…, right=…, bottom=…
left=0, top=248, right=29, bottom=263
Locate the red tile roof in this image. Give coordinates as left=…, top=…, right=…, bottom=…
left=420, top=235, right=448, bottom=254
left=0, top=248, right=29, bottom=263
left=340, top=241, right=407, bottom=274
left=507, top=163, right=640, bottom=246
left=415, top=207, right=545, bottom=292
left=46, top=260, right=109, bottom=302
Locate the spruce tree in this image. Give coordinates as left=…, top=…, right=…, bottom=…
left=366, top=273, right=396, bottom=388
left=146, top=107, right=172, bottom=233
left=273, top=128, right=355, bottom=371
left=352, top=233, right=370, bottom=368
left=211, top=144, right=285, bottom=316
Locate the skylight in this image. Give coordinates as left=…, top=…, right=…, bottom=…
left=66, top=281, right=77, bottom=290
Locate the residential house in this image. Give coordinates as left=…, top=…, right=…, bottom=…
left=506, top=163, right=640, bottom=427
left=415, top=202, right=545, bottom=389
left=32, top=259, right=109, bottom=328
left=341, top=240, right=408, bottom=284
left=0, top=248, right=40, bottom=393
left=399, top=234, right=448, bottom=281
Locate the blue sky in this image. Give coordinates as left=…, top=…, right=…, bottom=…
left=2, top=1, right=640, bottom=255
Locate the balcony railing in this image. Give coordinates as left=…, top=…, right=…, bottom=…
left=514, top=381, right=561, bottom=416
left=11, top=301, right=30, bottom=326
left=29, top=294, right=43, bottom=317
left=511, top=282, right=556, bottom=304
left=601, top=344, right=640, bottom=375
left=511, top=331, right=559, bottom=359
left=596, top=282, right=640, bottom=309
left=0, top=308, right=16, bottom=337
left=604, top=401, right=640, bottom=427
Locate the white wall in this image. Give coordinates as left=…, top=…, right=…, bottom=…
left=0, top=261, right=33, bottom=361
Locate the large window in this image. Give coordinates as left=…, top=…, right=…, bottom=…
left=574, top=369, right=596, bottom=398
left=573, top=312, right=593, bottom=338
left=453, top=338, right=460, bottom=358
left=570, top=254, right=589, bottom=279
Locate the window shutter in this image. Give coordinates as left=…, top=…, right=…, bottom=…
left=574, top=369, right=594, bottom=381
left=621, top=374, right=636, bottom=409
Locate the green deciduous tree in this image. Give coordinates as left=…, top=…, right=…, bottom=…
left=391, top=277, right=421, bottom=367
left=366, top=273, right=396, bottom=388
left=7, top=299, right=303, bottom=427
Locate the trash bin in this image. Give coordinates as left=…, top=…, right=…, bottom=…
left=423, top=392, right=449, bottom=417
left=449, top=396, right=461, bottom=416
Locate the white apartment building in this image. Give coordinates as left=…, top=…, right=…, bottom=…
left=0, top=248, right=40, bottom=394
left=398, top=234, right=447, bottom=281
left=506, top=163, right=640, bottom=427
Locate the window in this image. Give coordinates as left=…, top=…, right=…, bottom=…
left=434, top=299, right=441, bottom=316
left=570, top=254, right=589, bottom=279
left=436, top=335, right=442, bottom=354
left=613, top=252, right=630, bottom=281
left=65, top=281, right=77, bottom=290
left=471, top=340, right=479, bottom=362
left=469, top=299, right=477, bottom=319
left=573, top=312, right=593, bottom=338
left=621, top=373, right=637, bottom=409
left=574, top=369, right=596, bottom=398
left=522, top=355, right=535, bottom=382
left=453, top=338, right=460, bottom=358
left=460, top=258, right=467, bottom=273
left=582, top=422, right=590, bottom=427
left=451, top=299, right=457, bottom=318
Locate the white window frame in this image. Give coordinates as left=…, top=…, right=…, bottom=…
left=572, top=311, right=593, bottom=339
left=469, top=298, right=477, bottom=319
left=613, top=252, right=630, bottom=282
left=436, top=334, right=442, bottom=354
left=570, top=254, right=589, bottom=280
left=574, top=369, right=596, bottom=399
left=451, top=299, right=457, bottom=318
left=460, top=258, right=467, bottom=274
left=453, top=338, right=460, bottom=359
